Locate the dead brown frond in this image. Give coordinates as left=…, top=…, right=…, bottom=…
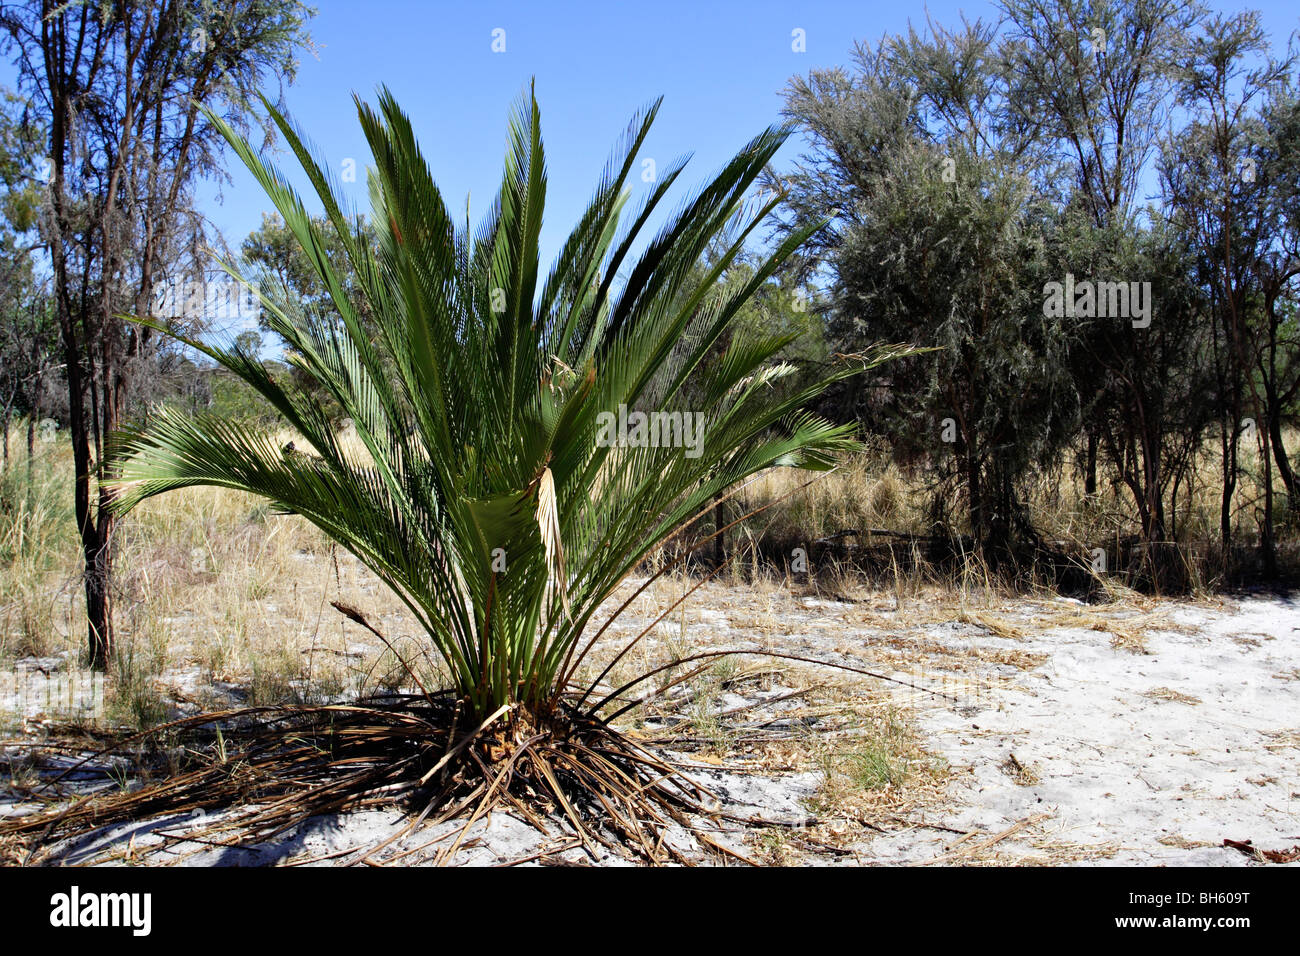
left=0, top=695, right=722, bottom=866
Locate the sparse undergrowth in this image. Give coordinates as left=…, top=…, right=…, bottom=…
left=0, top=423, right=1258, bottom=866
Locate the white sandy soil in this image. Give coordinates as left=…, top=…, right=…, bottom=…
left=3, top=590, right=1297, bottom=865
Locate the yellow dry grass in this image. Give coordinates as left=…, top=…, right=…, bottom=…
left=1, top=426, right=425, bottom=725
left=1143, top=686, right=1203, bottom=706
left=0, top=423, right=1207, bottom=742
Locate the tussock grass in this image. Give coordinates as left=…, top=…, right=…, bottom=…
left=2, top=422, right=400, bottom=726
left=0, top=441, right=79, bottom=664
left=811, top=704, right=948, bottom=821
left=724, top=427, right=1299, bottom=593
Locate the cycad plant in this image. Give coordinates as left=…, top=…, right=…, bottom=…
left=93, top=86, right=901, bottom=855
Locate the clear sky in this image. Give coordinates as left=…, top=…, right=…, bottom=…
left=5, top=0, right=1299, bottom=313
left=195, top=0, right=1296, bottom=263
left=203, top=0, right=985, bottom=259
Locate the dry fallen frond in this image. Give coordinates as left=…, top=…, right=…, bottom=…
left=0, top=695, right=725, bottom=866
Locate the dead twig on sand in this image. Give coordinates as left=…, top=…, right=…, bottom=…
left=1222, top=838, right=1300, bottom=864
left=922, top=813, right=1051, bottom=864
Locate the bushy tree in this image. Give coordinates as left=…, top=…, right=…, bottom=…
left=0, top=0, right=314, bottom=666
left=778, top=20, right=1078, bottom=560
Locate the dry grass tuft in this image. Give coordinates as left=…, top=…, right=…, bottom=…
left=1143, top=686, right=1202, bottom=706
left=1260, top=728, right=1300, bottom=751
left=811, top=704, right=949, bottom=824
left=955, top=609, right=1029, bottom=641
left=1033, top=606, right=1176, bottom=655
left=999, top=752, right=1041, bottom=786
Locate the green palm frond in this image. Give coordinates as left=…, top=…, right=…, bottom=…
left=111, top=84, right=906, bottom=719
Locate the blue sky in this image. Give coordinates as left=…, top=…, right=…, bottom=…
left=204, top=0, right=965, bottom=259
left=196, top=0, right=1297, bottom=269
left=4, top=0, right=1298, bottom=329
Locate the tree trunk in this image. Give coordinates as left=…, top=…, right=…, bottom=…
left=25, top=414, right=34, bottom=489
left=966, top=439, right=983, bottom=553
left=84, top=365, right=125, bottom=670
left=1261, top=422, right=1276, bottom=578
left=1084, top=429, right=1098, bottom=497
left=85, top=524, right=115, bottom=670
left=1143, top=438, right=1165, bottom=545
left=1220, top=427, right=1236, bottom=569
left=1170, top=467, right=1183, bottom=542
left=711, top=494, right=725, bottom=568
left=1261, top=292, right=1297, bottom=504
left=1266, top=385, right=1296, bottom=503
